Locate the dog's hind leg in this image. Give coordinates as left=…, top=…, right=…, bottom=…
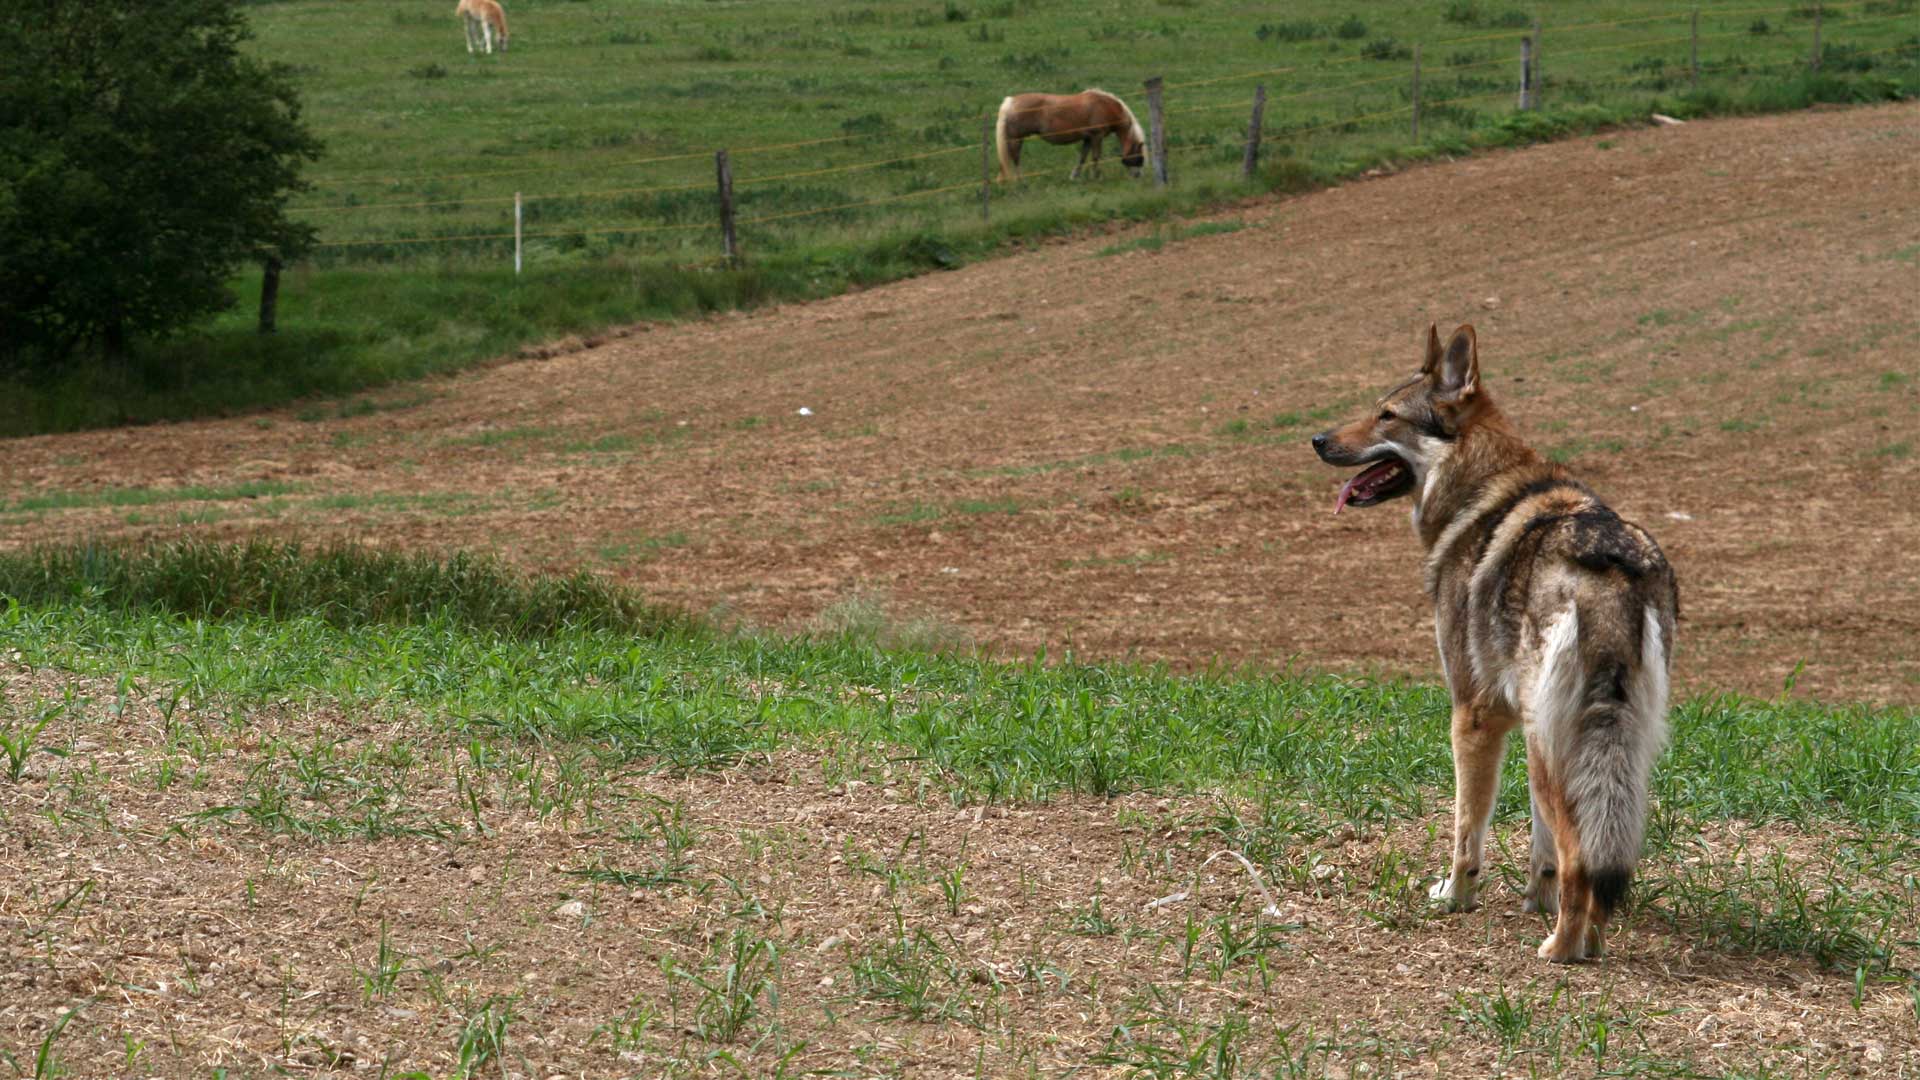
left=1523, top=744, right=1558, bottom=914
left=1430, top=703, right=1516, bottom=912
left=1540, top=857, right=1599, bottom=963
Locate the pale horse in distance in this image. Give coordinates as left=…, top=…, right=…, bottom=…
left=457, top=0, right=509, bottom=55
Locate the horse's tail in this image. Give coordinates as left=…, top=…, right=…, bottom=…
left=492, top=0, right=509, bottom=49
left=995, top=97, right=1017, bottom=182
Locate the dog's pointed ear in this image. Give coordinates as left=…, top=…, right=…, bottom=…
left=1421, top=324, right=1444, bottom=376
left=1431, top=324, right=1479, bottom=401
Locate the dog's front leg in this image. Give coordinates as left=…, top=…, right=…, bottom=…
left=1429, top=703, right=1514, bottom=911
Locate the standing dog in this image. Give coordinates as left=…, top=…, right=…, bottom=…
left=457, top=0, right=509, bottom=55
left=1311, top=325, right=1677, bottom=962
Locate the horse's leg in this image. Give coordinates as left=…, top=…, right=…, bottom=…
left=464, top=16, right=476, bottom=54
left=1089, top=135, right=1104, bottom=178
left=1071, top=139, right=1092, bottom=180
left=482, top=17, right=494, bottom=54
left=1009, top=137, right=1023, bottom=182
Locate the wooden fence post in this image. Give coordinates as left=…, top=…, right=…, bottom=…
left=1411, top=45, right=1422, bottom=142
left=1241, top=84, right=1266, bottom=180
left=1144, top=76, right=1169, bottom=188
left=1518, top=35, right=1535, bottom=111
left=513, top=191, right=522, bottom=276
left=980, top=116, right=992, bottom=221
left=1810, top=2, right=1823, bottom=71
left=257, top=257, right=281, bottom=335
left=715, top=149, right=738, bottom=267
left=1690, top=10, right=1700, bottom=91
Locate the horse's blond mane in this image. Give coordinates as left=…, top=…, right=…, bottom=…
left=1083, top=87, right=1146, bottom=147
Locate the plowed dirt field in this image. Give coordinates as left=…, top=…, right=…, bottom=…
left=4, top=103, right=1917, bottom=702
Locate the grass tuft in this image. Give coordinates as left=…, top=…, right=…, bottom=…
left=0, top=540, right=687, bottom=639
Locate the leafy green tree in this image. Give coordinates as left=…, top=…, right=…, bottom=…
left=0, top=0, right=321, bottom=371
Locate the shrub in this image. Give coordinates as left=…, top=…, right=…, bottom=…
left=1256, top=20, right=1322, bottom=43
left=1362, top=37, right=1412, bottom=61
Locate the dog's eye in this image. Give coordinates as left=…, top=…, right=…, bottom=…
left=1377, top=410, right=1396, bottom=423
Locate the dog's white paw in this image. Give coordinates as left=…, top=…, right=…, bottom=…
left=1428, top=874, right=1477, bottom=912
left=1537, top=929, right=1592, bottom=964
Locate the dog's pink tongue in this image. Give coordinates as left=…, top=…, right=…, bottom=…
left=1334, top=476, right=1357, bottom=515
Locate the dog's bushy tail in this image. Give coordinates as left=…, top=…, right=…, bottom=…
left=1534, top=606, right=1670, bottom=917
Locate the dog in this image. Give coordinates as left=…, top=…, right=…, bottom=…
left=1311, top=324, right=1678, bottom=962
left=457, top=0, right=509, bottom=55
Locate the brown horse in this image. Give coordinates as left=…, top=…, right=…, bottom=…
left=995, top=89, right=1146, bottom=182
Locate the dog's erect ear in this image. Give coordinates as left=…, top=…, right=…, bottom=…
left=1422, top=324, right=1444, bottom=377
left=1429, top=324, right=1479, bottom=402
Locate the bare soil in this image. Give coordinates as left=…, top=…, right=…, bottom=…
left=3, top=104, right=1918, bottom=702
left=3, top=665, right=1915, bottom=1078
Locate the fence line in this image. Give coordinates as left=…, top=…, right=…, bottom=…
left=305, top=147, right=715, bottom=189
left=314, top=217, right=707, bottom=250
left=1171, top=71, right=1410, bottom=115
left=1044, top=39, right=1911, bottom=168
left=735, top=143, right=977, bottom=187
left=305, top=130, right=899, bottom=190
left=298, top=122, right=1117, bottom=216
left=1161, top=0, right=1875, bottom=91
left=297, top=4, right=1915, bottom=261
left=314, top=174, right=1047, bottom=251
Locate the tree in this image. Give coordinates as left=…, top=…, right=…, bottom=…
left=0, top=0, right=321, bottom=372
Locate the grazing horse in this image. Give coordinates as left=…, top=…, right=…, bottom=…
left=995, top=89, right=1146, bottom=182
left=457, top=0, right=509, bottom=55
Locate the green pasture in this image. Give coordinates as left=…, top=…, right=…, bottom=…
left=274, top=0, right=1918, bottom=260
left=8, top=0, right=1917, bottom=432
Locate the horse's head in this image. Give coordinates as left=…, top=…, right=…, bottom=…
left=1120, top=122, right=1146, bottom=177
